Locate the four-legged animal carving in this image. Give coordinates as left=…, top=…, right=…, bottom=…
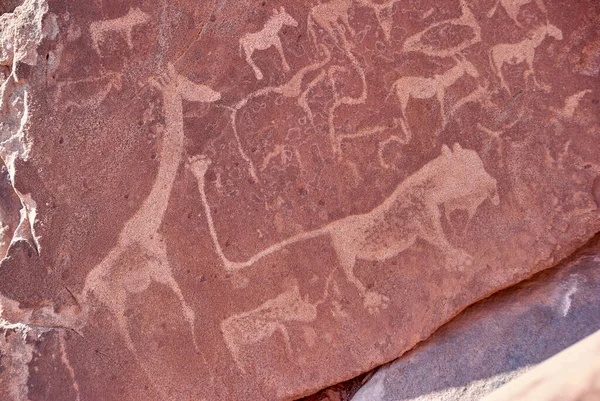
left=356, top=0, right=402, bottom=42
left=90, top=8, right=150, bottom=56
left=307, top=0, right=355, bottom=45
left=489, top=23, right=562, bottom=93
left=82, top=64, right=220, bottom=379
left=221, top=285, right=323, bottom=372
left=488, top=0, right=547, bottom=28
left=389, top=55, right=480, bottom=135
left=403, top=0, right=482, bottom=57
left=189, top=144, right=499, bottom=313
left=239, top=7, right=298, bottom=80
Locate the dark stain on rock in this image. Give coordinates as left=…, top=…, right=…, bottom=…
left=592, top=176, right=600, bottom=209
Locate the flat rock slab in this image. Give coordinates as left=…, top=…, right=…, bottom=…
left=483, top=328, right=600, bottom=401
left=0, top=0, right=599, bottom=400
left=352, top=239, right=600, bottom=401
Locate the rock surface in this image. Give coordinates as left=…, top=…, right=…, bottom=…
left=351, top=237, right=600, bottom=401
left=482, top=329, right=600, bottom=401
left=0, top=0, right=599, bottom=400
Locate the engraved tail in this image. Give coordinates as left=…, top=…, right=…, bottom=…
left=487, top=0, right=500, bottom=18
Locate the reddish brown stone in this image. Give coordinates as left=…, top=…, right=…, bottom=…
left=0, top=0, right=599, bottom=400
left=352, top=237, right=600, bottom=401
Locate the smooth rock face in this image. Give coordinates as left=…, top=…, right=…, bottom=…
left=351, top=240, right=600, bottom=401
left=0, top=0, right=599, bottom=400
left=482, top=329, right=600, bottom=401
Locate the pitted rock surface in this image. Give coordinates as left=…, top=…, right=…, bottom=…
left=0, top=0, right=599, bottom=400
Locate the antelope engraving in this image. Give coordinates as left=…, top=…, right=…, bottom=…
left=90, top=8, right=150, bottom=56
left=488, top=0, right=547, bottom=28
left=221, top=283, right=329, bottom=372
left=403, top=0, right=482, bottom=57
left=389, top=55, right=480, bottom=135
left=489, top=23, right=563, bottom=93
left=189, top=144, right=499, bottom=313
left=239, top=7, right=298, bottom=80
left=307, top=0, right=355, bottom=45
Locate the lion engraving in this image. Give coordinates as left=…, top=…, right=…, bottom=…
left=190, top=143, right=500, bottom=313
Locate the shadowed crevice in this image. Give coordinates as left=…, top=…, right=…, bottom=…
left=298, top=230, right=600, bottom=400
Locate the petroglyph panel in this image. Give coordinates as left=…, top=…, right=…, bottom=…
left=1, top=0, right=599, bottom=400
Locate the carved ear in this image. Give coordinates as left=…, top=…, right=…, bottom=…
left=280, top=6, right=285, bottom=12
left=441, top=144, right=452, bottom=158
left=453, top=143, right=463, bottom=152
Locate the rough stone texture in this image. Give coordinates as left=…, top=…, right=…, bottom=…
left=482, top=329, right=600, bottom=401
left=351, top=237, right=600, bottom=401
left=0, top=0, right=599, bottom=400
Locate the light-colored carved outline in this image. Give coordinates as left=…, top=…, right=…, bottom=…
left=220, top=277, right=332, bottom=372
left=239, top=7, right=298, bottom=80
left=389, top=54, right=480, bottom=137
left=307, top=0, right=355, bottom=46
left=228, top=44, right=332, bottom=181
left=81, top=64, right=220, bottom=384
left=189, top=144, right=500, bottom=313
left=487, top=0, right=547, bottom=28
left=356, top=0, right=402, bottom=42
left=402, top=0, right=482, bottom=57
left=488, top=23, right=563, bottom=93
left=90, top=8, right=150, bottom=56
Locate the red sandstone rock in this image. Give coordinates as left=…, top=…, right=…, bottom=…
left=0, top=0, right=599, bottom=400
left=351, top=238, right=600, bottom=401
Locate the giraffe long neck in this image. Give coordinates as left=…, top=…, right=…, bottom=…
left=120, top=87, right=182, bottom=241
left=440, top=64, right=465, bottom=87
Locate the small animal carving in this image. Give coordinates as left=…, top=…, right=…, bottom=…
left=90, top=8, right=150, bottom=56
left=403, top=0, right=482, bottom=57
left=488, top=0, right=547, bottom=28
left=190, top=144, right=499, bottom=313
left=389, top=55, right=480, bottom=135
left=356, top=0, right=401, bottom=42
left=307, top=0, right=355, bottom=45
left=489, top=23, right=563, bottom=93
left=221, top=285, right=320, bottom=372
left=239, top=7, right=298, bottom=80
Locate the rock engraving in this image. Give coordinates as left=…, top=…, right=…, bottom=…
left=389, top=55, right=480, bottom=135
left=307, top=0, right=355, bottom=45
left=487, top=0, right=547, bottom=28
left=403, top=0, right=482, bottom=57
left=82, top=64, right=220, bottom=369
left=190, top=144, right=500, bottom=313
left=90, top=8, right=150, bottom=56
left=489, top=23, right=563, bottom=92
left=239, top=7, right=298, bottom=80
left=221, top=283, right=330, bottom=372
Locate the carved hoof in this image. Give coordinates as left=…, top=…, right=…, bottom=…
left=364, top=291, right=390, bottom=315
left=188, top=154, right=212, bottom=177
left=447, top=249, right=474, bottom=271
